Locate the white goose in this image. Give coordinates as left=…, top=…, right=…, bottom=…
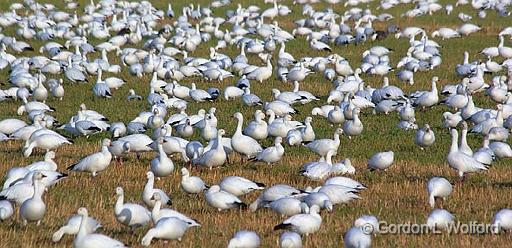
left=0, top=200, right=13, bottom=221
left=180, top=168, right=208, bottom=194
left=427, top=177, right=453, bottom=208
left=305, top=128, right=343, bottom=157
left=52, top=214, right=101, bottom=242
left=150, top=140, right=174, bottom=177
left=142, top=172, right=172, bottom=208
left=141, top=217, right=191, bottom=246
left=273, top=205, right=322, bottom=236
left=23, top=133, right=72, bottom=157
left=232, top=113, right=263, bottom=159
left=73, top=208, right=126, bottom=248
left=279, top=231, right=303, bottom=248
left=20, top=172, right=46, bottom=225
left=205, top=185, right=247, bottom=211
left=219, top=176, right=265, bottom=197
left=343, top=226, right=372, bottom=248
left=447, top=128, right=489, bottom=180
left=368, top=151, right=394, bottom=171
left=301, top=150, right=336, bottom=180
left=67, top=139, right=112, bottom=177
left=415, top=124, right=436, bottom=149
left=251, top=137, right=285, bottom=164
left=426, top=209, right=455, bottom=231
left=492, top=209, right=512, bottom=233
left=114, top=187, right=151, bottom=230
left=265, top=197, right=309, bottom=217
left=193, top=129, right=227, bottom=169
left=227, top=230, right=261, bottom=248
left=243, top=110, right=268, bottom=140
left=150, top=193, right=200, bottom=226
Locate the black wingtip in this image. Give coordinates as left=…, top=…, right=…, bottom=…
left=255, top=182, right=266, bottom=187
left=167, top=199, right=173, bottom=206
left=58, top=173, right=68, bottom=179
left=273, top=223, right=290, bottom=231
left=66, top=164, right=76, bottom=170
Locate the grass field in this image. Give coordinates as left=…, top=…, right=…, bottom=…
left=1, top=0, right=512, bottom=247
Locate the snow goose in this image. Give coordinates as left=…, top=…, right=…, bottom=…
left=243, top=110, right=268, bottom=140
left=23, top=133, right=72, bottom=157
left=459, top=122, right=473, bottom=155
left=343, top=226, right=372, bottom=248
left=73, top=208, right=126, bottom=248
left=305, top=128, right=343, bottom=157
left=272, top=88, right=302, bottom=105
left=426, top=209, right=455, bottom=231
left=368, top=151, right=394, bottom=171
left=265, top=197, right=309, bottom=217
left=427, top=177, right=453, bottom=208
left=489, top=142, right=512, bottom=158
left=279, top=231, right=302, bottom=248
left=330, top=159, right=356, bottom=175
left=118, top=134, right=153, bottom=159
left=67, top=139, right=112, bottom=177
left=353, top=215, right=380, bottom=234
left=342, top=108, right=363, bottom=138
left=127, top=89, right=142, bottom=101
left=318, top=184, right=361, bottom=205
left=189, top=83, right=214, bottom=102
left=141, top=216, right=191, bottom=246
left=0, top=118, right=27, bottom=135
left=301, top=150, right=335, bottom=180
left=274, top=205, right=322, bottom=236
left=205, top=185, right=247, bottom=211
left=327, top=106, right=345, bottom=126
left=492, top=209, right=512, bottom=233
left=250, top=184, right=304, bottom=211
left=411, top=76, right=439, bottom=109
left=293, top=81, right=318, bottom=104
left=265, top=101, right=298, bottom=116
left=415, top=124, right=435, bottom=149
left=52, top=214, right=101, bottom=242
left=150, top=192, right=200, bottom=226
left=227, top=230, right=260, bottom=248
left=447, top=128, right=489, bottom=179
left=0, top=200, right=13, bottom=221
left=251, top=137, right=285, bottom=164
left=150, top=140, right=174, bottom=177
left=180, top=168, right=207, bottom=194
left=114, top=187, right=151, bottom=230
left=219, top=176, right=265, bottom=197
left=431, top=28, right=460, bottom=40
left=193, top=129, right=227, bottom=169
left=20, top=172, right=46, bottom=225
left=143, top=172, right=172, bottom=208
left=303, top=192, right=333, bottom=212
left=498, top=35, right=512, bottom=58
left=232, top=113, right=263, bottom=159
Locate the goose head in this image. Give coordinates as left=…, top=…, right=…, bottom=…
left=305, top=116, right=313, bottom=124
left=207, top=185, right=221, bottom=193
left=101, top=138, right=112, bottom=147
left=218, top=129, right=226, bottom=137
left=146, top=171, right=155, bottom=179
left=44, top=151, right=56, bottom=160
left=77, top=207, right=88, bottom=216
left=151, top=192, right=162, bottom=201
left=232, top=112, right=243, bottom=120
left=274, top=136, right=283, bottom=144
left=180, top=167, right=190, bottom=176
left=115, top=187, right=124, bottom=196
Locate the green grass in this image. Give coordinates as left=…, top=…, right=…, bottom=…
left=1, top=0, right=512, bottom=247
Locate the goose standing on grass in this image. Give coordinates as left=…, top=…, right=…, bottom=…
left=411, top=76, right=439, bottom=109
left=67, top=139, right=112, bottom=177
left=205, top=185, right=247, bottom=211
left=279, top=231, right=302, bottom=248
left=142, top=172, right=172, bottom=208
left=368, top=151, right=394, bottom=171
left=301, top=150, right=336, bottom=180
left=343, top=226, right=372, bottom=248
left=150, top=140, right=174, bottom=177
left=52, top=214, right=102, bottom=243
left=342, top=108, right=363, bottom=138
left=150, top=193, right=200, bottom=226
left=273, top=205, right=322, bottom=236
left=141, top=216, right=191, bottom=246
left=354, top=215, right=380, bottom=234
left=250, top=184, right=304, bottom=212
left=114, top=187, right=151, bottom=230
left=73, top=208, right=126, bottom=248
left=232, top=113, right=263, bottom=160
left=219, top=176, right=265, bottom=197
left=426, top=209, right=455, bottom=231
left=265, top=197, right=309, bottom=217
left=227, top=230, right=261, bottom=248
left=180, top=168, right=207, bottom=194
left=251, top=137, right=284, bottom=164
left=447, top=128, right=489, bottom=180
left=0, top=200, right=13, bottom=221
left=193, top=129, right=227, bottom=169
left=20, top=172, right=46, bottom=225
left=0, top=172, right=47, bottom=205
left=243, top=110, right=268, bottom=140
left=23, top=133, right=72, bottom=157
left=492, top=209, right=512, bottom=233
left=305, top=128, right=343, bottom=157
left=427, top=177, right=453, bottom=208
left=415, top=124, right=436, bottom=149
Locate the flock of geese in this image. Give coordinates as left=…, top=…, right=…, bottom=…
left=0, top=0, right=512, bottom=247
